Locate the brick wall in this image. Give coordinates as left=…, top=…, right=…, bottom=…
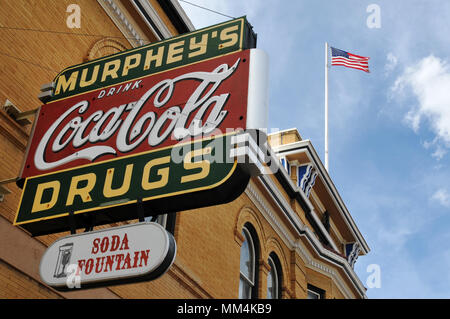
left=0, top=260, right=61, bottom=299
left=0, top=0, right=362, bottom=299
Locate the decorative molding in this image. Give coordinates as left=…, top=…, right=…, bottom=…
left=169, top=260, right=214, bottom=298
left=345, top=242, right=361, bottom=268
left=245, top=177, right=367, bottom=298
left=272, top=140, right=370, bottom=254
left=98, top=0, right=146, bottom=47
left=234, top=228, right=245, bottom=246
left=290, top=160, right=300, bottom=166
left=245, top=181, right=357, bottom=299
left=309, top=189, right=325, bottom=212
left=266, top=146, right=340, bottom=252
left=245, top=181, right=344, bottom=299
left=245, top=180, right=296, bottom=250
left=0, top=108, right=29, bottom=151
left=259, top=259, right=271, bottom=274
left=297, top=163, right=318, bottom=198
left=280, top=157, right=291, bottom=176
left=132, top=0, right=173, bottom=40
left=86, top=37, right=128, bottom=61
left=310, top=190, right=346, bottom=245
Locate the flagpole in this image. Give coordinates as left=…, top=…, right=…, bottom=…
left=325, top=42, right=329, bottom=172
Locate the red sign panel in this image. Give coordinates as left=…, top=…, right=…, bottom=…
left=21, top=50, right=251, bottom=179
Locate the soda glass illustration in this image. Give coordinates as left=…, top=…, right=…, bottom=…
left=53, top=243, right=73, bottom=278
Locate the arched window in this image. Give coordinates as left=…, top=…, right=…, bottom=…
left=239, top=224, right=259, bottom=299
left=267, top=252, right=283, bottom=299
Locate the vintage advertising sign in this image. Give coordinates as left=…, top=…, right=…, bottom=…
left=39, top=222, right=176, bottom=290
left=50, top=16, right=256, bottom=102
left=15, top=49, right=269, bottom=235
left=21, top=49, right=258, bottom=179
left=15, top=134, right=242, bottom=235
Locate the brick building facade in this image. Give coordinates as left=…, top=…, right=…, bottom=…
left=0, top=0, right=369, bottom=299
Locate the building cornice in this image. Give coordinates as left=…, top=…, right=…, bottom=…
left=157, top=0, right=195, bottom=33
left=131, top=0, right=173, bottom=40
left=245, top=175, right=367, bottom=298
left=268, top=146, right=340, bottom=252
left=245, top=180, right=360, bottom=299
left=97, top=0, right=146, bottom=47
left=272, top=140, right=370, bottom=255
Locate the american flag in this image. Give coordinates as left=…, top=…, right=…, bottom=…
left=330, top=47, right=370, bottom=73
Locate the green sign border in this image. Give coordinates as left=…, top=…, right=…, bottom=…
left=50, top=16, right=255, bottom=102
left=15, top=133, right=241, bottom=228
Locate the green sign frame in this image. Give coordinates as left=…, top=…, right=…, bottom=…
left=14, top=134, right=250, bottom=236
left=51, top=16, right=256, bottom=102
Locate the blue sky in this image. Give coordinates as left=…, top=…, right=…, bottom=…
left=179, top=0, right=450, bottom=298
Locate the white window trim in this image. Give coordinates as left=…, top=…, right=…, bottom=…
left=267, top=256, right=279, bottom=299
left=240, top=227, right=256, bottom=298
left=307, top=289, right=322, bottom=299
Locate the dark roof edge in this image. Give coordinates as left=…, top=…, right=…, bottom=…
left=156, top=0, right=195, bottom=34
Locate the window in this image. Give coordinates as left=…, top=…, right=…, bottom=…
left=239, top=224, right=259, bottom=299
left=267, top=254, right=281, bottom=299
left=307, top=290, right=321, bottom=299
left=280, top=157, right=291, bottom=175
left=307, top=284, right=325, bottom=299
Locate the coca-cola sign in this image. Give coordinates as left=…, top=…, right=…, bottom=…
left=21, top=50, right=257, bottom=179
left=14, top=49, right=269, bottom=236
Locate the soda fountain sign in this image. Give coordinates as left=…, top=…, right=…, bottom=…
left=39, top=222, right=176, bottom=290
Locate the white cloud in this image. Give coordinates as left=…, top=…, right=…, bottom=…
left=404, top=109, right=421, bottom=132
left=423, top=138, right=448, bottom=160
left=432, top=188, right=450, bottom=208
left=431, top=145, right=447, bottom=160
left=385, top=52, right=398, bottom=75
left=392, top=55, right=450, bottom=158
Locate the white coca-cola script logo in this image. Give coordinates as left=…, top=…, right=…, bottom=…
left=34, top=59, right=240, bottom=171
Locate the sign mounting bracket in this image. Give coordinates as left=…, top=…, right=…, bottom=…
left=83, top=214, right=95, bottom=233
left=137, top=198, right=145, bottom=222
left=68, top=211, right=76, bottom=235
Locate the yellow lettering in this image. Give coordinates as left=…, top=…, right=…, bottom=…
left=141, top=156, right=170, bottom=190
left=66, top=173, right=96, bottom=206
left=103, top=164, right=133, bottom=198
left=122, top=54, right=141, bottom=76
left=188, top=34, right=207, bottom=58
left=144, top=46, right=164, bottom=70
left=219, top=25, right=239, bottom=49
left=79, top=65, right=99, bottom=88
left=55, top=71, right=79, bottom=94
left=167, top=40, right=185, bottom=64
left=181, top=147, right=211, bottom=183
left=101, top=59, right=121, bottom=82
left=31, top=181, right=60, bottom=213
